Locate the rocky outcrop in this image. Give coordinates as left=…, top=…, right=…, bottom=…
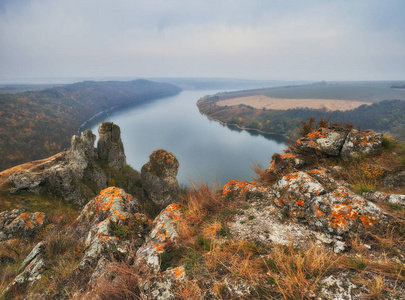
left=73, top=187, right=150, bottom=278
left=293, top=127, right=382, bottom=161
left=141, top=149, right=180, bottom=207
left=3, top=241, right=48, bottom=294
left=97, top=122, right=126, bottom=170
left=6, top=122, right=129, bottom=205
left=0, top=210, right=48, bottom=242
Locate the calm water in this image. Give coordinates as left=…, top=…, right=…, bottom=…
left=85, top=90, right=286, bottom=186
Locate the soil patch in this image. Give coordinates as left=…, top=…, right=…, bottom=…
left=217, top=95, right=371, bottom=111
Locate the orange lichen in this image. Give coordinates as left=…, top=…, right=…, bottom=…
left=359, top=215, right=378, bottom=228
left=152, top=244, right=164, bottom=252
left=296, top=199, right=304, bottom=206
left=222, top=180, right=266, bottom=195
left=328, top=204, right=359, bottom=228
left=314, top=205, right=325, bottom=217
left=174, top=267, right=185, bottom=279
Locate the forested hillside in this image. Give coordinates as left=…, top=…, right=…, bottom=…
left=0, top=80, right=181, bottom=170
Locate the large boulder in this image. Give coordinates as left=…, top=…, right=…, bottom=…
left=0, top=210, right=48, bottom=242
left=73, top=187, right=150, bottom=277
left=97, top=122, right=126, bottom=170
left=294, top=128, right=349, bottom=157
left=141, top=149, right=180, bottom=207
left=340, top=129, right=383, bottom=160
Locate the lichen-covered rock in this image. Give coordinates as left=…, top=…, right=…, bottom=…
left=0, top=211, right=48, bottom=241
left=295, top=128, right=349, bottom=157
left=363, top=191, right=405, bottom=207
left=141, top=266, right=186, bottom=300
left=272, top=170, right=380, bottom=236
left=224, top=276, right=255, bottom=298
left=264, top=153, right=305, bottom=180
left=340, top=129, right=383, bottom=160
left=141, top=150, right=180, bottom=207
left=4, top=241, right=48, bottom=295
left=74, top=187, right=150, bottom=277
left=97, top=122, right=126, bottom=170
left=135, top=203, right=182, bottom=274
left=321, top=273, right=362, bottom=300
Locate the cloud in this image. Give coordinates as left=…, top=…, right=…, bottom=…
left=0, top=0, right=404, bottom=80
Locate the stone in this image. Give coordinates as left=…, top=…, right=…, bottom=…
left=141, top=149, right=180, bottom=207
left=340, top=129, right=383, bottom=160
left=135, top=203, right=182, bottom=274
left=264, top=152, right=306, bottom=181
left=7, top=122, right=129, bottom=205
left=73, top=187, right=150, bottom=277
left=4, top=241, right=48, bottom=295
left=1, top=211, right=48, bottom=241
left=97, top=122, right=126, bottom=170
left=294, top=128, right=349, bottom=157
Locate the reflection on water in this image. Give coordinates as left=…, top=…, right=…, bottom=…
left=84, top=90, right=286, bottom=186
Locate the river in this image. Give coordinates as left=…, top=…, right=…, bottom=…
left=84, top=90, right=286, bottom=186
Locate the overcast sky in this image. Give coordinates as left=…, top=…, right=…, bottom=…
left=1, top=0, right=404, bottom=82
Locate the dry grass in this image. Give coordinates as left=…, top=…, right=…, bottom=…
left=89, top=262, right=141, bottom=300
left=264, top=243, right=340, bottom=299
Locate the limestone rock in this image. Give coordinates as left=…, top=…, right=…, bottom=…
left=97, top=122, right=126, bottom=169
left=264, top=153, right=306, bottom=181
left=8, top=170, right=43, bottom=194
left=272, top=170, right=380, bottom=236
left=141, top=266, right=186, bottom=300
left=295, top=128, right=349, bottom=157
left=141, top=150, right=180, bottom=207
left=7, top=122, right=129, bottom=205
left=4, top=241, right=48, bottom=295
left=0, top=211, right=48, bottom=241
left=340, top=129, right=383, bottom=160
left=68, top=129, right=96, bottom=177
left=73, top=187, right=150, bottom=277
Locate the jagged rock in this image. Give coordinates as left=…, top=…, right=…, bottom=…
left=295, top=128, right=349, bottom=156
left=135, top=203, right=182, bottom=274
left=264, top=153, right=305, bottom=180
left=97, top=122, right=126, bottom=170
left=135, top=203, right=184, bottom=299
left=141, top=266, right=186, bottom=300
left=68, top=129, right=96, bottom=177
left=340, top=129, right=383, bottom=160
left=141, top=150, right=180, bottom=207
left=73, top=187, right=150, bottom=277
left=8, top=170, right=43, bottom=194
left=7, top=122, right=129, bottom=205
left=20, top=241, right=47, bottom=271
left=4, top=241, right=48, bottom=295
left=0, top=211, right=48, bottom=241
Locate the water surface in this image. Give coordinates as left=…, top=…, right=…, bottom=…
left=86, top=91, right=286, bottom=186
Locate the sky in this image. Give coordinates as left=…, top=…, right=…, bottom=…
left=1, top=0, right=404, bottom=82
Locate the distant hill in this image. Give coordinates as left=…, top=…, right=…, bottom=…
left=0, top=79, right=181, bottom=170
